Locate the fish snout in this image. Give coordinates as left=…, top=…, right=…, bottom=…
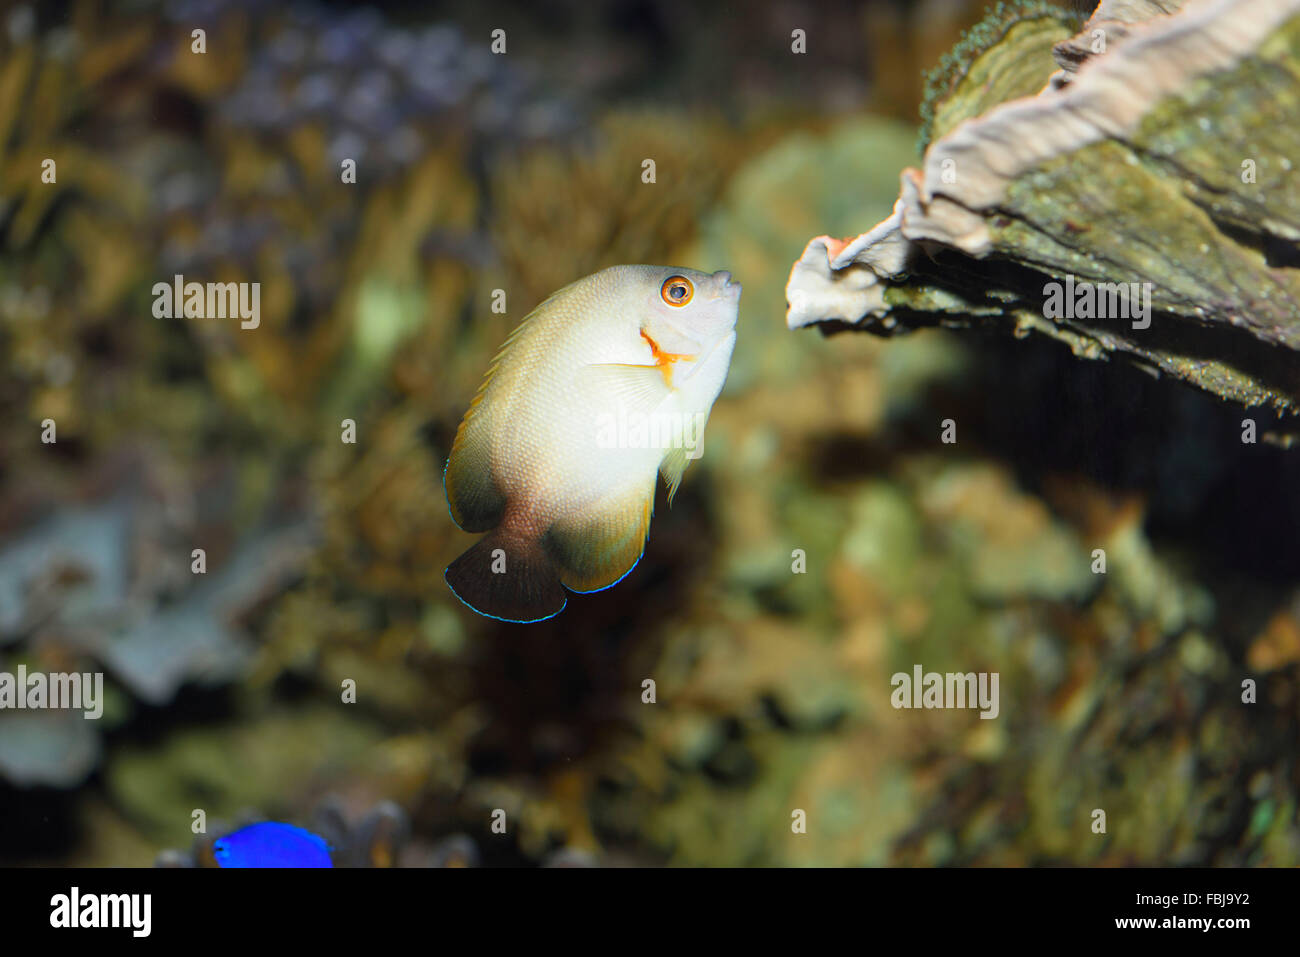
left=711, top=270, right=741, bottom=300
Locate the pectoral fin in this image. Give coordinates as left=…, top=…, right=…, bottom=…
left=578, top=362, right=673, bottom=414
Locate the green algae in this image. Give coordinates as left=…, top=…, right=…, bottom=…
left=919, top=1, right=1082, bottom=153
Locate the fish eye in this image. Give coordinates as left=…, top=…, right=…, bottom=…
left=661, top=276, right=693, bottom=307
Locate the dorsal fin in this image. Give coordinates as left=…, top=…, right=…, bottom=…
left=444, top=290, right=570, bottom=532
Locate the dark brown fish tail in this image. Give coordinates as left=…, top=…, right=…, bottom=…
left=444, top=529, right=566, bottom=623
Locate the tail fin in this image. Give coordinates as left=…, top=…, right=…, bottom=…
left=444, top=530, right=566, bottom=623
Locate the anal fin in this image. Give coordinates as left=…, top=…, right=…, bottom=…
left=546, top=482, right=654, bottom=594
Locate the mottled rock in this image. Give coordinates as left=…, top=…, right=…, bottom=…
left=788, top=0, right=1300, bottom=411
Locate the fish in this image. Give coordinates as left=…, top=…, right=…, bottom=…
left=212, top=822, right=334, bottom=868
left=443, top=265, right=741, bottom=623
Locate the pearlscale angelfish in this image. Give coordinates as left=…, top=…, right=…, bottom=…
left=443, top=265, right=741, bottom=622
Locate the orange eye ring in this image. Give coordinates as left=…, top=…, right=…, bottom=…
left=661, top=276, right=693, bottom=307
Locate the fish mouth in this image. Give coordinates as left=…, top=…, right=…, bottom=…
left=711, top=270, right=742, bottom=301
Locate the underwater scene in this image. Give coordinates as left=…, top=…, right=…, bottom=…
left=1, top=0, right=1299, bottom=872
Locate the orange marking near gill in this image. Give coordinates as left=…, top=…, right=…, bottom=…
left=640, top=330, right=695, bottom=387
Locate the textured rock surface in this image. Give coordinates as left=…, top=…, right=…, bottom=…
left=788, top=0, right=1300, bottom=414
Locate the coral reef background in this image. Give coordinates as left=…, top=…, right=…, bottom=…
left=1, top=0, right=1297, bottom=866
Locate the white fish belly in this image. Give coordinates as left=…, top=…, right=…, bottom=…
left=488, top=364, right=668, bottom=522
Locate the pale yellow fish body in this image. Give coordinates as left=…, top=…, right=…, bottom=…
left=444, top=265, right=740, bottom=622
